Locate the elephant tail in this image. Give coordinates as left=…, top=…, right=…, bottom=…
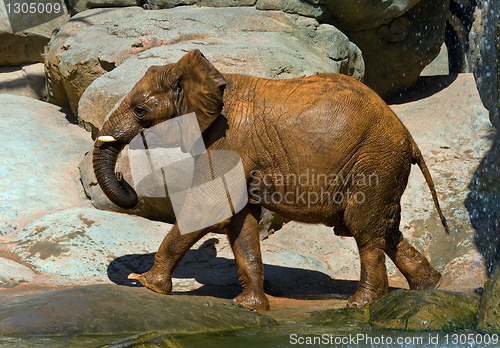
left=411, top=139, right=450, bottom=234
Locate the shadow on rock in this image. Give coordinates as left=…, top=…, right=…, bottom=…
left=108, top=238, right=357, bottom=300
left=387, top=74, right=458, bottom=105
left=465, top=130, right=500, bottom=275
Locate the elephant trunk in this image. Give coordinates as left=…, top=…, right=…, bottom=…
left=93, top=140, right=138, bottom=209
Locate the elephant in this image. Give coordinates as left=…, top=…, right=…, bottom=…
left=93, top=49, right=449, bottom=310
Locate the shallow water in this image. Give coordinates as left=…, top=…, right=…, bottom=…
left=2, top=323, right=496, bottom=348
left=173, top=324, right=495, bottom=348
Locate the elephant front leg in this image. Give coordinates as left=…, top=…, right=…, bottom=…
left=128, top=223, right=209, bottom=294
left=228, top=204, right=269, bottom=311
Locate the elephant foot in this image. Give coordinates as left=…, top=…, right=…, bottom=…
left=128, top=269, right=172, bottom=295
left=347, top=286, right=388, bottom=309
left=232, top=290, right=270, bottom=311
left=408, top=270, right=442, bottom=291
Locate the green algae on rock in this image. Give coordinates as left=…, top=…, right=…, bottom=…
left=0, top=285, right=276, bottom=337
left=99, top=331, right=183, bottom=348
left=478, top=267, right=500, bottom=333
left=369, top=289, right=479, bottom=331
left=305, top=307, right=370, bottom=327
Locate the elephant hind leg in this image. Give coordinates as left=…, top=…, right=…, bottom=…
left=343, top=205, right=390, bottom=308
left=228, top=204, right=269, bottom=311
left=381, top=203, right=441, bottom=290
left=385, top=232, right=441, bottom=290
left=348, top=246, right=389, bottom=308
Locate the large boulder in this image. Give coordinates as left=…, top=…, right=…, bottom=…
left=43, top=0, right=451, bottom=102
left=370, top=289, right=479, bottom=331
left=479, top=267, right=500, bottom=333
left=0, top=63, right=47, bottom=100
left=0, top=258, right=36, bottom=288
left=469, top=0, right=500, bottom=129
left=145, top=0, right=327, bottom=19
left=326, top=0, right=421, bottom=32
left=78, top=19, right=363, bottom=136
left=67, top=0, right=143, bottom=14
left=6, top=208, right=169, bottom=284
left=0, top=95, right=92, bottom=237
left=44, top=7, right=160, bottom=112
left=0, top=0, right=69, bottom=65
left=45, top=6, right=364, bottom=116
left=329, top=0, right=450, bottom=98
left=0, top=285, right=275, bottom=336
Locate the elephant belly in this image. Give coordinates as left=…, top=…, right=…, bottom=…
left=248, top=176, right=347, bottom=225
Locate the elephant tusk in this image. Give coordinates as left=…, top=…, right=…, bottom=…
left=98, top=135, right=118, bottom=142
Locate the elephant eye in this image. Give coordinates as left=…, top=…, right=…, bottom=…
left=133, top=107, right=147, bottom=118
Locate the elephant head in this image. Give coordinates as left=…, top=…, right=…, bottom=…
left=92, top=50, right=226, bottom=209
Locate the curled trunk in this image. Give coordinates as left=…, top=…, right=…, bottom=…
left=93, top=141, right=138, bottom=209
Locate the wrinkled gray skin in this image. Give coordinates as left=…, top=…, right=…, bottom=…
left=93, top=49, right=448, bottom=311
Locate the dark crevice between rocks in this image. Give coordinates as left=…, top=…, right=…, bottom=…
left=447, top=0, right=477, bottom=74
left=99, top=58, right=117, bottom=72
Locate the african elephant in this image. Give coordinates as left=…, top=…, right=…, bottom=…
left=93, top=49, right=448, bottom=310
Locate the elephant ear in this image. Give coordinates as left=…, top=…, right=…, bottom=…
left=172, top=50, right=226, bottom=133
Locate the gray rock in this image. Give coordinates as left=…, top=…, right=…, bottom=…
left=46, top=6, right=364, bottom=116
left=479, top=267, right=500, bottom=333
left=258, top=208, right=288, bottom=240
left=68, top=0, right=143, bottom=14
left=0, top=258, right=36, bottom=288
left=469, top=0, right=500, bottom=129
left=0, top=63, right=47, bottom=100
left=323, top=0, right=420, bottom=32
left=255, top=0, right=326, bottom=19
left=421, top=43, right=450, bottom=76
left=146, top=0, right=256, bottom=8
left=44, top=6, right=150, bottom=109
left=342, top=0, right=449, bottom=97
left=145, top=0, right=323, bottom=18
left=370, top=289, right=479, bottom=331
left=43, top=0, right=451, bottom=100
left=8, top=207, right=169, bottom=284
left=0, top=284, right=276, bottom=336
left=145, top=0, right=197, bottom=9
left=77, top=14, right=362, bottom=133
left=0, top=95, right=92, bottom=236
left=0, top=0, right=69, bottom=65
